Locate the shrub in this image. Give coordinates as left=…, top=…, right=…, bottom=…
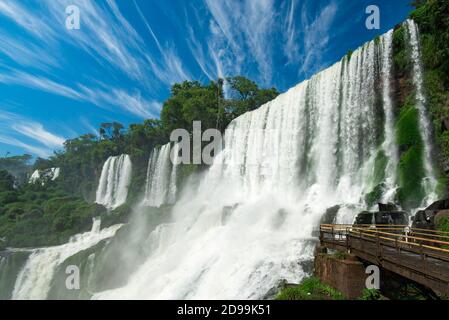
left=276, top=277, right=345, bottom=300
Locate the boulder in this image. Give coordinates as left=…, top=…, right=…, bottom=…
left=435, top=210, right=449, bottom=226
left=355, top=211, right=374, bottom=225
left=374, top=211, right=408, bottom=225
left=378, top=203, right=399, bottom=212
left=412, top=199, right=449, bottom=230
left=355, top=210, right=408, bottom=226
left=424, top=199, right=449, bottom=211
left=320, top=205, right=340, bottom=224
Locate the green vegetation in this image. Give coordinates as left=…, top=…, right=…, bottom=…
left=364, top=150, right=388, bottom=207
left=436, top=216, right=449, bottom=232
left=0, top=77, right=278, bottom=249
left=395, top=100, right=426, bottom=208
left=391, top=11, right=427, bottom=208
left=411, top=0, right=449, bottom=197
left=0, top=169, right=115, bottom=248
left=359, top=288, right=382, bottom=300
left=333, top=250, right=348, bottom=260
left=0, top=154, right=32, bottom=185
left=276, top=277, right=345, bottom=300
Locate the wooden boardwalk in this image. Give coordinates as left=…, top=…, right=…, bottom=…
left=319, top=224, right=449, bottom=296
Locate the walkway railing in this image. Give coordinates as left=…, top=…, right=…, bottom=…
left=319, top=224, right=449, bottom=296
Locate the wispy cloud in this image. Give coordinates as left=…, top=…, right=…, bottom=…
left=203, top=0, right=276, bottom=84
left=0, top=0, right=56, bottom=42
left=298, top=1, right=338, bottom=76
left=0, top=111, right=66, bottom=157
left=0, top=0, right=346, bottom=158
left=11, top=123, right=65, bottom=149
left=0, top=135, right=53, bottom=158
left=0, top=0, right=186, bottom=121
left=0, top=70, right=83, bottom=100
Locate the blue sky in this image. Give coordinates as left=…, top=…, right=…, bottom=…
left=0, top=0, right=412, bottom=158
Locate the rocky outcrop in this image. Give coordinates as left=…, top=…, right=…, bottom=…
left=355, top=203, right=408, bottom=225
left=412, top=199, right=449, bottom=230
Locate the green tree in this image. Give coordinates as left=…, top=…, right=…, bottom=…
left=0, top=170, right=15, bottom=192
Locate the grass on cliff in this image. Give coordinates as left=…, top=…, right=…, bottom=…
left=276, top=277, right=345, bottom=300
left=395, top=98, right=426, bottom=209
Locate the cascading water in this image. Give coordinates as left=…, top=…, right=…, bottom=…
left=380, top=30, right=399, bottom=203
left=29, top=167, right=61, bottom=185
left=94, top=25, right=422, bottom=300
left=2, top=21, right=439, bottom=300
left=95, top=154, right=132, bottom=210
left=405, top=19, right=438, bottom=205
left=11, top=219, right=122, bottom=300
left=143, top=143, right=179, bottom=207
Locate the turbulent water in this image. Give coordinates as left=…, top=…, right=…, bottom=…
left=95, top=154, right=132, bottom=209
left=1, top=21, right=438, bottom=300
left=405, top=20, right=438, bottom=203
left=11, top=220, right=122, bottom=300
left=143, top=143, right=179, bottom=207
left=29, top=167, right=61, bottom=185
left=93, top=22, right=437, bottom=299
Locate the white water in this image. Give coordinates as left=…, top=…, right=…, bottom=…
left=405, top=19, right=438, bottom=206
left=95, top=155, right=132, bottom=210
left=11, top=220, right=122, bottom=300
left=29, top=167, right=61, bottom=185
left=29, top=170, right=40, bottom=184
left=6, top=22, right=439, bottom=300
left=143, top=143, right=179, bottom=207
left=93, top=28, right=406, bottom=300
left=380, top=30, right=399, bottom=203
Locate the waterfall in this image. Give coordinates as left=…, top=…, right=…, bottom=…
left=5, top=21, right=439, bottom=300
left=380, top=30, right=399, bottom=202
left=29, top=167, right=61, bottom=185
left=94, top=27, right=409, bottom=300
left=167, top=143, right=180, bottom=204
left=143, top=143, right=179, bottom=207
left=29, top=170, right=40, bottom=184
left=95, top=155, right=132, bottom=210
left=11, top=220, right=122, bottom=300
left=405, top=19, right=438, bottom=204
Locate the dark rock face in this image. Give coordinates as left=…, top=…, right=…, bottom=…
left=355, top=210, right=408, bottom=226
left=423, top=199, right=449, bottom=211
left=378, top=203, right=399, bottom=212
left=355, top=211, right=374, bottom=225
left=320, top=205, right=340, bottom=225
left=412, top=199, right=449, bottom=230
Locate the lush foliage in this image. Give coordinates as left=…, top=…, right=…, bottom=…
left=411, top=0, right=449, bottom=198
left=0, top=77, right=278, bottom=249
left=0, top=154, right=32, bottom=185
left=0, top=169, right=111, bottom=248
left=276, top=277, right=345, bottom=300
left=391, top=21, right=427, bottom=209
left=359, top=288, right=382, bottom=300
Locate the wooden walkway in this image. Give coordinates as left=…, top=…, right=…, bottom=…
left=319, top=224, right=449, bottom=296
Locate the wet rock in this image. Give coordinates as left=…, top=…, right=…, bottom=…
left=320, top=205, right=340, bottom=225
left=412, top=199, right=449, bottom=230
left=442, top=118, right=449, bottom=132
left=221, top=204, right=239, bottom=225
left=355, top=210, right=408, bottom=225
left=423, top=199, right=449, bottom=211
left=378, top=203, right=399, bottom=212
